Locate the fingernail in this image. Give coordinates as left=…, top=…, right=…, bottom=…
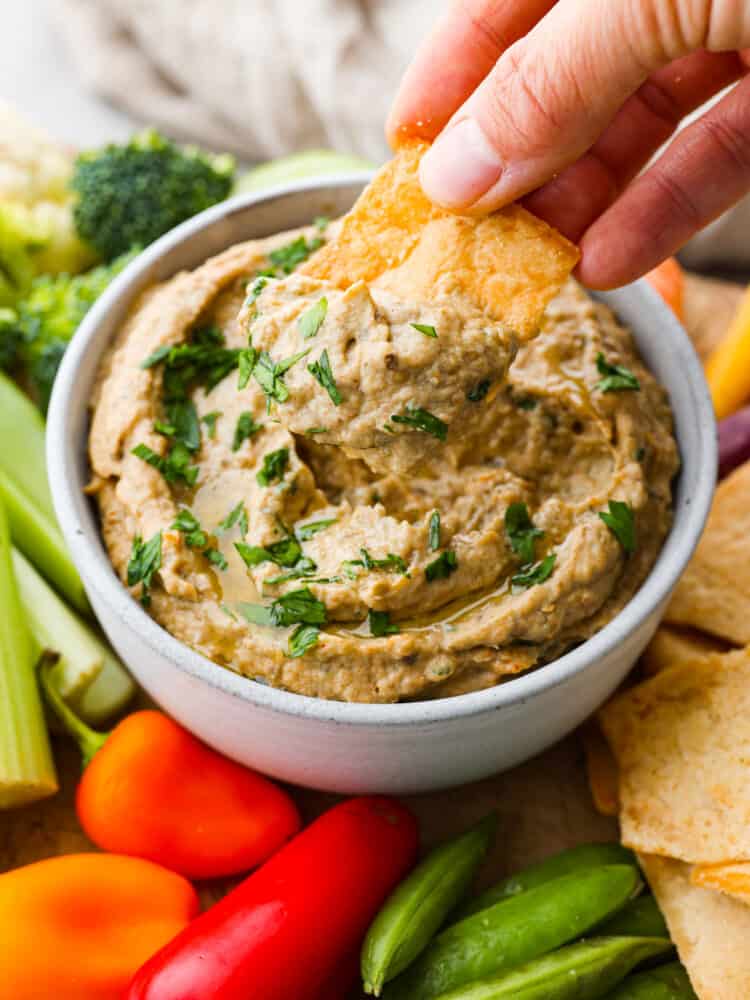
left=420, top=117, right=504, bottom=209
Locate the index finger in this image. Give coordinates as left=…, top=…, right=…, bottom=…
left=386, top=0, right=557, bottom=147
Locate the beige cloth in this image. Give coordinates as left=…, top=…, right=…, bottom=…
left=53, top=0, right=750, bottom=269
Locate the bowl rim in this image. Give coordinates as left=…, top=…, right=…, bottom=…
left=47, top=174, right=717, bottom=728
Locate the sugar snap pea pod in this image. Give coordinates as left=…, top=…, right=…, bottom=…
left=383, top=865, right=642, bottom=1000
left=457, top=843, right=634, bottom=920
left=597, top=895, right=669, bottom=939
left=362, top=814, right=497, bottom=996
left=601, top=960, right=696, bottom=999
left=429, top=937, right=673, bottom=1000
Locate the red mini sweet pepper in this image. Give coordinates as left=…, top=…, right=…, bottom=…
left=40, top=655, right=300, bottom=879
left=127, top=796, right=419, bottom=1000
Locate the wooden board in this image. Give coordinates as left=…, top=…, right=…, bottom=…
left=0, top=272, right=741, bottom=982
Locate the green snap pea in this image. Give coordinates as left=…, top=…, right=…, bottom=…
left=383, top=864, right=643, bottom=1000
left=362, top=814, right=498, bottom=996
left=430, top=936, right=673, bottom=1000
left=457, top=843, right=635, bottom=920
left=600, top=960, right=697, bottom=999
left=597, top=895, right=669, bottom=939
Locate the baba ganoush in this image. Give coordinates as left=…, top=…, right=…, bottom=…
left=89, top=224, right=679, bottom=703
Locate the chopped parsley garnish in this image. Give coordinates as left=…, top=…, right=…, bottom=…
left=634, top=446, right=646, bottom=462
left=467, top=380, right=490, bottom=402
left=132, top=442, right=199, bottom=487
left=511, top=554, right=556, bottom=592
left=305, top=427, right=328, bottom=436
left=390, top=405, right=447, bottom=441
left=599, top=500, right=636, bottom=554
left=204, top=548, right=228, bottom=570
left=256, top=447, right=289, bottom=487
left=267, top=235, right=323, bottom=275
left=232, top=411, right=262, bottom=451
left=428, top=510, right=441, bottom=551
left=141, top=326, right=240, bottom=394
left=425, top=550, right=458, bottom=582
left=313, top=216, right=329, bottom=232
left=253, top=348, right=310, bottom=406
left=360, top=549, right=408, bottom=574
left=246, top=275, right=268, bottom=304
left=236, top=602, right=274, bottom=627
left=595, top=353, right=641, bottom=393
left=217, top=501, right=248, bottom=537
left=127, top=531, right=162, bottom=607
left=296, top=518, right=337, bottom=541
left=411, top=322, right=437, bottom=338
left=288, top=623, right=321, bottom=658
left=201, top=411, right=221, bottom=439
left=269, top=587, right=327, bottom=627
left=166, top=399, right=201, bottom=452
left=238, top=342, right=259, bottom=390
left=236, top=535, right=303, bottom=570
left=308, top=349, right=342, bottom=405
left=505, top=502, right=544, bottom=565
left=154, top=420, right=176, bottom=437
left=172, top=508, right=207, bottom=548
left=265, top=558, right=318, bottom=585
left=299, top=297, right=328, bottom=339
left=369, top=610, right=400, bottom=637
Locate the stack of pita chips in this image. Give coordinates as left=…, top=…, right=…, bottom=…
left=591, top=461, right=750, bottom=999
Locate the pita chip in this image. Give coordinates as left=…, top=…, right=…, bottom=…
left=599, top=648, right=750, bottom=863
left=691, top=861, right=750, bottom=907
left=665, top=462, right=750, bottom=645
left=301, top=141, right=579, bottom=339
left=641, top=625, right=728, bottom=677
left=640, top=853, right=750, bottom=1000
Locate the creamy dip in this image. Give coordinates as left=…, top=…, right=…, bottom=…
left=89, top=226, right=678, bottom=702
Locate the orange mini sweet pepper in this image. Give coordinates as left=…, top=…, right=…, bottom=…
left=0, top=853, right=198, bottom=1000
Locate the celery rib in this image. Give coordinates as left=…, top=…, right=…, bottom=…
left=0, top=497, right=58, bottom=808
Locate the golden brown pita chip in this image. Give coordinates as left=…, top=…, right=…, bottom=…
left=692, top=861, right=750, bottom=906
left=581, top=722, right=619, bottom=817
left=640, top=853, right=750, bottom=1000
left=665, top=462, right=750, bottom=645
left=641, top=625, right=728, bottom=677
left=301, top=142, right=579, bottom=339
left=599, top=648, right=750, bottom=863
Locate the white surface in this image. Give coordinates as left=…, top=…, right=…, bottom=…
left=45, top=178, right=716, bottom=794
left=0, top=0, right=134, bottom=148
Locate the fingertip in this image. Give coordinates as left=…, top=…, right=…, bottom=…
left=576, top=228, right=639, bottom=290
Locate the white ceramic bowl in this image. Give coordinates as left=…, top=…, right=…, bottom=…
left=47, top=177, right=716, bottom=794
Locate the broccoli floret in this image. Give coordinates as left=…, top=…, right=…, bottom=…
left=71, top=129, right=235, bottom=261
left=16, top=248, right=138, bottom=410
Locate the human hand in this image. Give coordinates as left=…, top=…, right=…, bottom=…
left=388, top=0, right=750, bottom=288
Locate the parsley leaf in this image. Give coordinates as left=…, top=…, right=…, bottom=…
left=288, top=623, right=320, bottom=658
left=308, top=349, right=342, bottom=405
left=511, top=554, right=556, bottom=592
left=295, top=518, right=337, bottom=541
left=505, top=503, right=544, bottom=565
left=201, top=410, right=221, bottom=439
left=305, top=427, right=327, bottom=436
left=369, top=609, right=400, bottom=637
left=313, top=216, right=329, bottom=232
left=238, top=343, right=259, bottom=390
left=256, top=447, right=289, bottom=487
left=595, top=353, right=641, bottom=393
left=236, top=535, right=303, bottom=570
left=265, top=557, right=318, bottom=585
left=299, top=297, right=328, bottom=339
left=425, top=550, right=458, bottom=582
left=132, top=442, right=199, bottom=487
left=269, top=587, right=327, bottom=627
left=599, top=500, right=636, bottom=554
left=411, top=322, right=437, bottom=338
left=391, top=405, right=447, bottom=441
left=141, top=327, right=240, bottom=393
left=165, top=399, right=201, bottom=452
left=516, top=396, right=538, bottom=411
left=253, top=348, right=310, bottom=406
left=217, top=501, right=248, bottom=537
left=428, top=510, right=441, bottom=552
left=232, top=411, right=262, bottom=452
left=127, top=531, right=162, bottom=606
left=236, top=602, right=274, bottom=627
left=268, top=235, right=323, bottom=275
left=204, top=547, right=228, bottom=570
left=359, top=548, right=408, bottom=574
left=245, top=275, right=268, bottom=305
left=172, top=508, right=207, bottom=548
left=467, top=380, right=490, bottom=402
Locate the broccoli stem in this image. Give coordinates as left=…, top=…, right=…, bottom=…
left=12, top=548, right=135, bottom=725
left=0, top=495, right=58, bottom=808
left=0, top=468, right=89, bottom=616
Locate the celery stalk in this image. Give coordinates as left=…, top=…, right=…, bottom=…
left=0, top=370, right=56, bottom=521
left=0, top=467, right=89, bottom=615
left=12, top=547, right=135, bottom=725
left=0, top=496, right=58, bottom=808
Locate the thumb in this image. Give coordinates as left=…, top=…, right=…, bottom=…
left=419, top=0, right=708, bottom=212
